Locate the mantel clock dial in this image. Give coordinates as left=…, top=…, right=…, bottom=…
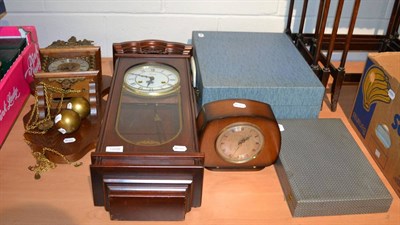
left=90, top=40, right=204, bottom=221
left=197, top=99, right=281, bottom=170
left=216, top=122, right=265, bottom=164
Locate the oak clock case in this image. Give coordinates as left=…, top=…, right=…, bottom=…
left=35, top=38, right=102, bottom=118
left=90, top=40, right=204, bottom=221
left=197, top=99, right=281, bottom=170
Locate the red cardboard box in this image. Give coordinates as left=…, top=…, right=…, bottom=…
left=0, top=26, right=41, bottom=147
left=350, top=52, right=400, bottom=198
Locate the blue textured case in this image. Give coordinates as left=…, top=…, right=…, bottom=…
left=275, top=119, right=392, bottom=217
left=192, top=31, right=325, bottom=119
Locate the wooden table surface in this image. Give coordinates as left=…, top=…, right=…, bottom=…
left=0, top=59, right=399, bottom=225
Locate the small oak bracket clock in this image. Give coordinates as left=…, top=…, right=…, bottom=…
left=197, top=99, right=281, bottom=170
left=90, top=40, right=204, bottom=221
left=35, top=36, right=102, bottom=119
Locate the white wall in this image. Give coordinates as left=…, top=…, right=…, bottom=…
left=1, top=0, right=397, bottom=57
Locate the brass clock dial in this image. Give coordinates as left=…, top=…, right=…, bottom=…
left=216, top=122, right=264, bottom=164
left=123, top=63, right=180, bottom=96
left=47, top=58, right=90, bottom=72
left=197, top=99, right=281, bottom=170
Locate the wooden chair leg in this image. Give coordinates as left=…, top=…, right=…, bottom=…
left=326, top=0, right=344, bottom=111
left=295, top=0, right=309, bottom=46
left=285, top=0, right=295, bottom=35
left=331, top=68, right=345, bottom=111
left=381, top=0, right=400, bottom=51
left=330, top=0, right=360, bottom=111
left=313, top=0, right=330, bottom=86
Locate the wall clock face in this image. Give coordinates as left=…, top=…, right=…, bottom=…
left=216, top=122, right=264, bottom=164
left=47, top=58, right=90, bottom=72
left=123, top=63, right=180, bottom=97
left=197, top=99, right=281, bottom=170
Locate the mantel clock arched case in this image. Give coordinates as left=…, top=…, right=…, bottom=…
left=197, top=99, right=281, bottom=170
left=90, top=40, right=204, bottom=221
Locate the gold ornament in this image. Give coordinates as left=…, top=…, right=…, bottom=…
left=68, top=97, right=90, bottom=119
left=54, top=109, right=81, bottom=134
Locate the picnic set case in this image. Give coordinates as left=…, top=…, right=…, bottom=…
left=275, top=119, right=392, bottom=217
left=192, top=31, right=325, bottom=119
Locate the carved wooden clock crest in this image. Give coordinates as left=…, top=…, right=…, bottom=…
left=90, top=40, right=204, bottom=221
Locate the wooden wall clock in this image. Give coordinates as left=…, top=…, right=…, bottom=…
left=197, top=99, right=281, bottom=170
left=23, top=37, right=104, bottom=176
left=35, top=37, right=102, bottom=118
left=90, top=40, right=204, bottom=221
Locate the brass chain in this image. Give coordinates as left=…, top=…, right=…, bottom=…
left=24, top=82, right=83, bottom=179
left=25, top=140, right=83, bottom=179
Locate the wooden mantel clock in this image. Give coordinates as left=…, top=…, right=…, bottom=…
left=90, top=40, right=204, bottom=221
left=197, top=99, right=281, bottom=170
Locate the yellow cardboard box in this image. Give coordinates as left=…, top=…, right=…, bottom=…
left=350, top=52, right=400, bottom=198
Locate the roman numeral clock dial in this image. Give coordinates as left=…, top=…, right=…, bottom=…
left=123, top=63, right=180, bottom=96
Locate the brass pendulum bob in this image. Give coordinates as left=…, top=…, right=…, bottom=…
left=54, top=109, right=81, bottom=134
left=67, top=97, right=90, bottom=119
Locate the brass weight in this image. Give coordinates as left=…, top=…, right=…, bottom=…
left=67, top=97, right=90, bottom=119
left=54, top=109, right=81, bottom=134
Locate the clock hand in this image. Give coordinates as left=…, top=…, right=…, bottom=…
left=146, top=76, right=155, bottom=87
left=134, top=73, right=152, bottom=79
left=238, top=136, right=251, bottom=145
left=134, top=73, right=156, bottom=82
left=233, top=136, right=252, bottom=155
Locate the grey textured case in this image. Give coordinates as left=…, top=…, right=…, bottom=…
left=275, top=119, right=393, bottom=217
left=192, top=31, right=325, bottom=119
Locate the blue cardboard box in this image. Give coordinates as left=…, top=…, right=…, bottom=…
left=192, top=31, right=324, bottom=119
